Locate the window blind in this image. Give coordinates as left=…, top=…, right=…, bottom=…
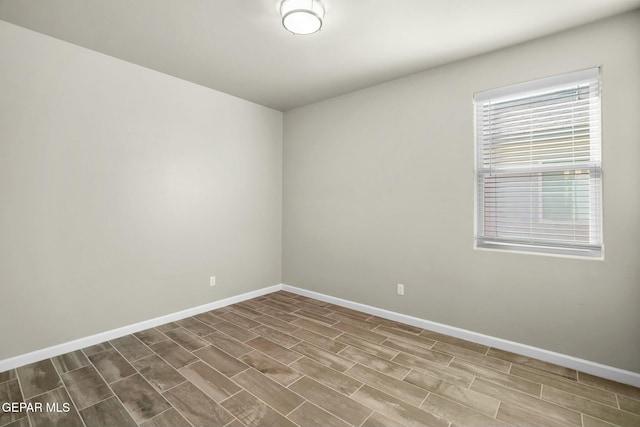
left=474, top=68, right=602, bottom=258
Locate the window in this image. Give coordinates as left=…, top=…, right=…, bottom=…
left=474, top=68, right=602, bottom=258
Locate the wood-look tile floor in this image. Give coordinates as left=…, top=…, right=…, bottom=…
left=2, top=290, right=639, bottom=427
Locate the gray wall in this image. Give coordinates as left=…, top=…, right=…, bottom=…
left=283, top=11, right=640, bottom=373
left=0, top=21, right=282, bottom=360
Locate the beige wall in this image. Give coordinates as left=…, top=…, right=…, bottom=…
left=2, top=11, right=638, bottom=373
left=0, top=21, right=282, bottom=360
left=283, top=11, right=640, bottom=373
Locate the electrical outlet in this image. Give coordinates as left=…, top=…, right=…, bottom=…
left=210, top=276, right=216, bottom=287
left=397, top=283, right=404, bottom=295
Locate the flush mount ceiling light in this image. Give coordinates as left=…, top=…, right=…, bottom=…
left=280, top=0, right=325, bottom=35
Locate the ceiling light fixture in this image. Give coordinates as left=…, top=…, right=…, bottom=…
left=280, top=0, right=325, bottom=35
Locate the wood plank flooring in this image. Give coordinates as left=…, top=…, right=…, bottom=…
left=1, top=290, right=639, bottom=427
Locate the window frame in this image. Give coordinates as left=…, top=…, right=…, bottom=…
left=473, top=68, right=603, bottom=259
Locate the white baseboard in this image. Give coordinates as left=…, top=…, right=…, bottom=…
left=282, top=284, right=640, bottom=388
left=0, top=284, right=283, bottom=373
left=3, top=282, right=639, bottom=388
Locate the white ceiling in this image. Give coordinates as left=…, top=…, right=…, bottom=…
left=1, top=0, right=639, bottom=111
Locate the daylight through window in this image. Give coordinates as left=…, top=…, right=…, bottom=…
left=474, top=68, right=602, bottom=258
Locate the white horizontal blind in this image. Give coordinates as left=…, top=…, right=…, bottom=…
left=475, top=69, right=602, bottom=258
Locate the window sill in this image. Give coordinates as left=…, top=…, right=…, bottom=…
left=474, top=241, right=604, bottom=261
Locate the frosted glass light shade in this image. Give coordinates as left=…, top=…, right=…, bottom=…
left=280, top=0, right=324, bottom=35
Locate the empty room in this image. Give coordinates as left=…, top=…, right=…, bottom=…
left=1, top=1, right=639, bottom=426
